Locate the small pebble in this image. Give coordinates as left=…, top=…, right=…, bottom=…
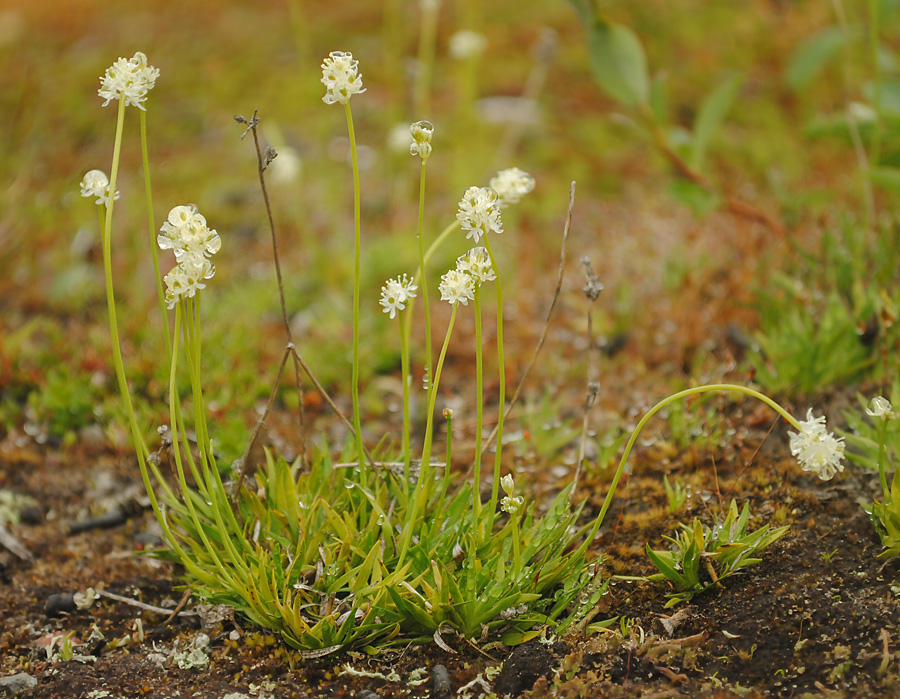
left=44, top=592, right=76, bottom=617
left=18, top=506, right=43, bottom=526
left=432, top=664, right=451, bottom=699
left=356, top=691, right=379, bottom=699
left=134, top=531, right=163, bottom=548
left=0, top=672, right=38, bottom=694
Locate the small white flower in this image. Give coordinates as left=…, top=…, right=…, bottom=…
left=321, top=51, right=366, bottom=105
left=379, top=274, right=418, bottom=319
left=788, top=409, right=845, bottom=481
left=456, top=247, right=496, bottom=285
left=501, top=495, right=524, bottom=515
left=866, top=396, right=895, bottom=421
left=409, top=120, right=434, bottom=162
left=449, top=30, right=488, bottom=60
left=456, top=186, right=502, bottom=243
left=158, top=204, right=221, bottom=262
left=79, top=169, right=119, bottom=206
left=98, top=51, right=159, bottom=110
left=500, top=473, right=515, bottom=496
left=439, top=269, right=475, bottom=306
left=164, top=256, right=215, bottom=309
left=73, top=588, right=99, bottom=611
left=489, top=167, right=535, bottom=208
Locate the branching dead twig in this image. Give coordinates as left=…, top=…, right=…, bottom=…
left=478, top=181, right=576, bottom=465
left=231, top=343, right=375, bottom=511
left=235, top=110, right=308, bottom=469
left=573, top=256, right=603, bottom=501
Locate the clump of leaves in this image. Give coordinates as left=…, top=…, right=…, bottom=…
left=646, top=500, right=789, bottom=607
left=750, top=283, right=875, bottom=395
left=864, top=468, right=900, bottom=559
left=842, top=381, right=900, bottom=472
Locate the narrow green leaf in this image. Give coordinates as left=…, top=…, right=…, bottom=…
left=689, top=74, right=743, bottom=171
left=586, top=18, right=650, bottom=107
left=784, top=26, right=845, bottom=91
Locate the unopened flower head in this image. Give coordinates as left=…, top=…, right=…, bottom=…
left=164, top=256, right=215, bottom=309
left=456, top=247, right=496, bottom=285
left=379, top=274, right=418, bottom=319
left=409, top=120, right=434, bottom=162
left=439, top=269, right=475, bottom=306
left=489, top=167, right=535, bottom=208
left=866, top=396, right=895, bottom=421
left=449, top=30, right=488, bottom=60
left=788, top=409, right=845, bottom=481
left=501, top=473, right=515, bottom=496
left=80, top=169, right=119, bottom=206
left=98, top=51, right=159, bottom=110
left=457, top=186, right=502, bottom=243
left=321, top=51, right=366, bottom=105
left=501, top=494, right=524, bottom=515
left=158, top=204, right=221, bottom=263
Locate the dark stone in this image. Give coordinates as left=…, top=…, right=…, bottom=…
left=44, top=592, right=76, bottom=616
left=18, top=506, right=43, bottom=526
left=431, top=663, right=451, bottom=699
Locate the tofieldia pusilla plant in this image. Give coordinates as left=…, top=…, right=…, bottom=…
left=88, top=49, right=845, bottom=654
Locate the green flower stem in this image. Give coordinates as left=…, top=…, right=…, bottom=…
left=343, top=100, right=366, bottom=476
left=139, top=109, right=170, bottom=357
left=399, top=313, right=412, bottom=485
left=877, top=418, right=890, bottom=496
left=416, top=159, right=433, bottom=402
left=403, top=220, right=462, bottom=343
left=510, top=510, right=522, bottom=577
left=398, top=303, right=458, bottom=564
left=482, top=237, right=506, bottom=532
left=169, top=303, right=244, bottom=583
left=439, top=409, right=453, bottom=510
left=472, top=286, right=484, bottom=519
left=101, top=97, right=167, bottom=513
left=575, top=383, right=801, bottom=558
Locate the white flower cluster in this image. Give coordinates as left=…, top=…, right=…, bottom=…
left=788, top=409, right=846, bottom=481
left=157, top=205, right=221, bottom=308
left=409, top=120, right=434, bottom=162
left=321, top=51, right=366, bottom=105
left=457, top=186, right=503, bottom=244
left=456, top=247, right=496, bottom=286
left=98, top=51, right=159, bottom=110
left=500, top=474, right=524, bottom=514
left=79, top=169, right=120, bottom=207
left=379, top=274, right=418, bottom=319
left=438, top=269, right=475, bottom=306
left=489, top=167, right=535, bottom=208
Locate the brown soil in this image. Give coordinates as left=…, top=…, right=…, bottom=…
left=2, top=405, right=899, bottom=699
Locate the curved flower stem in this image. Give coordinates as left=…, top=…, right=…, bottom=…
left=343, top=101, right=366, bottom=478
left=139, top=109, right=170, bottom=358
left=472, top=286, right=484, bottom=519
left=482, top=236, right=506, bottom=532
left=398, top=303, right=458, bottom=565
left=574, top=383, right=801, bottom=559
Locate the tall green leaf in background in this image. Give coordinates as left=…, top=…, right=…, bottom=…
left=569, top=0, right=650, bottom=108
left=689, top=74, right=744, bottom=171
